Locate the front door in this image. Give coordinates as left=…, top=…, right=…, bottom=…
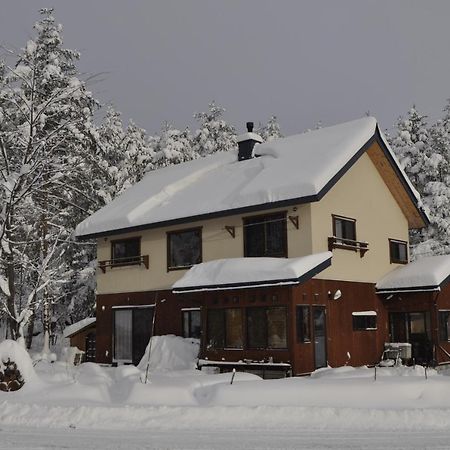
left=313, top=306, right=327, bottom=369
left=389, top=311, right=432, bottom=364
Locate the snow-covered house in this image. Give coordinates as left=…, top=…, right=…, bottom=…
left=76, top=116, right=447, bottom=375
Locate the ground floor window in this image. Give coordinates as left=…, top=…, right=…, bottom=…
left=352, top=311, right=377, bottom=331
left=207, top=306, right=287, bottom=350
left=113, top=306, right=154, bottom=364
left=439, top=310, right=450, bottom=341
left=182, top=308, right=201, bottom=339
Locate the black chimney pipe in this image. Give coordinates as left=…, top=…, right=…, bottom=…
left=238, top=122, right=262, bottom=161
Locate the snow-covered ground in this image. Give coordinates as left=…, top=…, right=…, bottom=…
left=3, top=338, right=450, bottom=449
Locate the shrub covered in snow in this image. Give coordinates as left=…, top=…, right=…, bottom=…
left=0, top=340, right=36, bottom=391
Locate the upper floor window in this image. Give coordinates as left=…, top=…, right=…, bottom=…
left=111, top=237, right=141, bottom=265
left=244, top=212, right=287, bottom=258
left=389, top=239, right=408, bottom=264
left=167, top=228, right=202, bottom=270
left=333, top=215, right=356, bottom=242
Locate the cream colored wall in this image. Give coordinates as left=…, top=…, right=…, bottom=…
left=96, top=204, right=312, bottom=294
left=311, top=152, right=409, bottom=283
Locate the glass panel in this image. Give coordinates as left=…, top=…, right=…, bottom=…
left=247, top=308, right=266, bottom=348
left=207, top=309, right=225, bottom=349
left=410, top=313, right=425, bottom=334
left=353, top=315, right=377, bottom=330
left=439, top=311, right=450, bottom=341
left=182, top=311, right=190, bottom=338
left=169, top=230, right=201, bottom=268
left=244, top=222, right=265, bottom=257
left=335, top=219, right=343, bottom=238
left=266, top=219, right=284, bottom=256
left=114, top=309, right=132, bottom=361
left=190, top=310, right=202, bottom=339
left=313, top=307, right=327, bottom=368
left=112, top=239, right=140, bottom=262
left=225, top=309, right=243, bottom=348
left=267, top=307, right=287, bottom=348
left=296, top=305, right=311, bottom=342
left=132, top=308, right=154, bottom=365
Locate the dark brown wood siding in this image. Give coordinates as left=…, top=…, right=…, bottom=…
left=68, top=324, right=96, bottom=353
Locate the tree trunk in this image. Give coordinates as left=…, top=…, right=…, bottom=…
left=25, top=309, right=35, bottom=349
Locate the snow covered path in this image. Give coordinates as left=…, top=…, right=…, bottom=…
left=2, top=426, right=450, bottom=450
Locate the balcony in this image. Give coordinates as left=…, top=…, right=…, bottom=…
left=99, top=255, right=149, bottom=273
left=328, top=236, right=369, bottom=258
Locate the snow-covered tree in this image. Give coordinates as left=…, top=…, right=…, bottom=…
left=153, top=123, right=196, bottom=168
left=192, top=101, right=236, bottom=156
left=258, top=115, right=283, bottom=141
left=0, top=8, right=99, bottom=351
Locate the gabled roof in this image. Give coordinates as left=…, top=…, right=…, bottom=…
left=63, top=317, right=96, bottom=338
left=376, top=255, right=450, bottom=294
left=75, top=117, right=428, bottom=239
left=172, top=252, right=332, bottom=293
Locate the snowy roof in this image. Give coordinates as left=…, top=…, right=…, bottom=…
left=172, top=252, right=332, bottom=293
left=236, top=132, right=263, bottom=143
left=63, top=317, right=96, bottom=338
left=75, top=117, right=425, bottom=239
left=376, top=255, right=450, bottom=293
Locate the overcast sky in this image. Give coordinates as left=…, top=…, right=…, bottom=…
left=2, top=0, right=450, bottom=135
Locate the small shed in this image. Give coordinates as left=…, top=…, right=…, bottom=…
left=63, top=318, right=96, bottom=362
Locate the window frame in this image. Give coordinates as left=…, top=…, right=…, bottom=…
left=389, top=238, right=408, bottom=264
left=182, top=308, right=202, bottom=339
left=110, top=237, right=141, bottom=267
left=167, top=227, right=202, bottom=271
left=352, top=312, right=377, bottom=331
left=332, top=214, right=357, bottom=242
left=243, top=211, right=288, bottom=258
left=439, top=310, right=450, bottom=342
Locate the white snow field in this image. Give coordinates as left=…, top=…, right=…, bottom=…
left=3, top=338, right=450, bottom=449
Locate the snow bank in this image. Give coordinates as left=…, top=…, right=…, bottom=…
left=173, top=252, right=332, bottom=291
left=0, top=340, right=36, bottom=383
left=376, top=254, right=450, bottom=292
left=137, top=335, right=200, bottom=372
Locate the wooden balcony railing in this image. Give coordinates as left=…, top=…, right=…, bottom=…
left=99, top=255, right=149, bottom=273
left=328, top=236, right=369, bottom=258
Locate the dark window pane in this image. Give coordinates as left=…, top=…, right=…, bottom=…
left=439, top=311, right=450, bottom=341
left=247, top=308, right=267, bottom=348
left=244, top=213, right=286, bottom=257
left=352, top=314, right=377, bottom=331
left=114, top=309, right=132, bottom=361
left=390, top=240, right=408, bottom=263
left=112, top=238, right=140, bottom=263
left=182, top=310, right=202, bottom=339
left=334, top=217, right=356, bottom=241
left=296, top=305, right=311, bottom=343
left=225, top=309, right=243, bottom=348
left=207, top=309, right=224, bottom=349
left=168, top=229, right=201, bottom=269
left=267, top=307, right=287, bottom=348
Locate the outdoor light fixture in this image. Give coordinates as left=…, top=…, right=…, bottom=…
left=333, top=290, right=342, bottom=300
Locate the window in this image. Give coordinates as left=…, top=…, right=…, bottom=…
left=182, top=309, right=201, bottom=339
left=167, top=228, right=202, bottom=270
left=389, top=239, right=408, bottom=264
left=352, top=311, right=377, bottom=331
left=247, top=306, right=287, bottom=349
left=439, top=311, right=450, bottom=341
left=206, top=308, right=243, bottom=349
left=333, top=215, right=356, bottom=241
left=111, top=238, right=140, bottom=265
left=296, top=305, right=311, bottom=343
left=244, top=212, right=287, bottom=257
left=113, top=306, right=154, bottom=364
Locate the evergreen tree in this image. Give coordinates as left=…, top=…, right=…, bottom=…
left=192, top=101, right=236, bottom=156
left=258, top=115, right=283, bottom=141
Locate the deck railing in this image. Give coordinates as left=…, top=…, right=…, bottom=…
left=328, top=236, right=369, bottom=258
left=99, top=255, right=149, bottom=273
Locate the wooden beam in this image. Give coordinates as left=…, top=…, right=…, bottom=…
left=288, top=215, right=299, bottom=229
left=225, top=225, right=236, bottom=238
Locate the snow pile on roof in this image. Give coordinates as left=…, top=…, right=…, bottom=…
left=63, top=317, right=96, bottom=338
left=76, top=117, right=381, bottom=237
left=376, top=255, right=450, bottom=292
left=137, top=335, right=200, bottom=372
left=173, top=252, right=332, bottom=292
left=0, top=339, right=36, bottom=383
